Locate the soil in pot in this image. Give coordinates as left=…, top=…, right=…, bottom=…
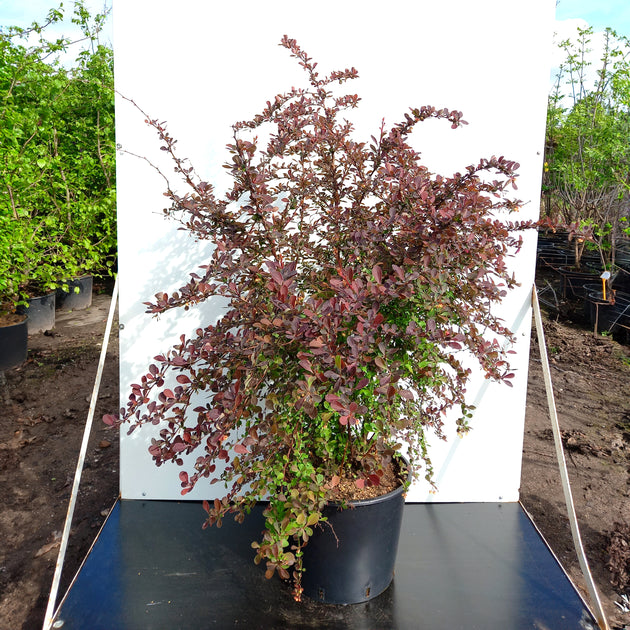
left=0, top=313, right=28, bottom=370
left=57, top=275, right=93, bottom=311
left=300, top=460, right=408, bottom=605
left=17, top=293, right=55, bottom=335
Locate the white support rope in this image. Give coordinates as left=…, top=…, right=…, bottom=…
left=42, top=276, right=119, bottom=630
left=531, top=286, right=610, bottom=630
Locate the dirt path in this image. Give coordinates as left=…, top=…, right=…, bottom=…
left=521, top=315, right=630, bottom=628
left=0, top=291, right=120, bottom=630
left=0, top=288, right=629, bottom=629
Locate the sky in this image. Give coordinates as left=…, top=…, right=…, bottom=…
left=555, top=0, right=630, bottom=36
left=549, top=0, right=630, bottom=99
left=0, top=0, right=113, bottom=51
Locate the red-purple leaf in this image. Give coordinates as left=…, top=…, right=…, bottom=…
left=325, top=394, right=345, bottom=412
left=299, top=359, right=313, bottom=373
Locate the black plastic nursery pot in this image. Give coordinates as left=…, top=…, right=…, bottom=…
left=536, top=243, right=571, bottom=270
left=56, top=275, right=93, bottom=311
left=613, top=267, right=630, bottom=293
left=558, top=266, right=601, bottom=299
left=0, top=314, right=28, bottom=370
left=301, top=471, right=408, bottom=605
left=18, top=292, right=56, bottom=334
left=586, top=290, right=630, bottom=335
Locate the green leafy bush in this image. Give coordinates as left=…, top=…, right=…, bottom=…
left=544, top=27, right=630, bottom=270
left=0, top=2, right=115, bottom=314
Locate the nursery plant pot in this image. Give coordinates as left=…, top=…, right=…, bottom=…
left=586, top=290, right=630, bottom=334
left=613, top=268, right=630, bottom=293
left=301, top=468, right=408, bottom=605
left=56, top=275, right=93, bottom=311
left=617, top=241, right=630, bottom=273
left=558, top=266, right=601, bottom=299
left=18, top=292, right=56, bottom=334
left=0, top=314, right=28, bottom=370
left=536, top=243, right=571, bottom=270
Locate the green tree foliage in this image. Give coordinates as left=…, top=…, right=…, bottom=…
left=544, top=27, right=630, bottom=269
left=0, top=2, right=115, bottom=313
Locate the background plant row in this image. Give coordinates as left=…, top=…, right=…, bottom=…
left=543, top=26, right=630, bottom=273
left=0, top=2, right=115, bottom=314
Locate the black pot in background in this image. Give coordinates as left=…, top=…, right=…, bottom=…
left=537, top=230, right=570, bottom=248
left=536, top=243, right=571, bottom=270
left=0, top=314, right=28, bottom=370
left=17, top=293, right=56, bottom=334
left=56, top=275, right=93, bottom=311
left=613, top=268, right=630, bottom=293
left=586, top=290, right=630, bottom=335
left=301, top=466, right=408, bottom=605
left=558, top=266, right=601, bottom=299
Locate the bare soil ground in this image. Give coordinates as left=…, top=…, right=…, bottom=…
left=523, top=316, right=630, bottom=629
left=0, top=288, right=120, bottom=630
left=1, top=282, right=629, bottom=629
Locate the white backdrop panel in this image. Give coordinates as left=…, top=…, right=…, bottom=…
left=114, top=0, right=555, bottom=501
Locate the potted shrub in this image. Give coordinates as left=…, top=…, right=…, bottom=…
left=15, top=214, right=70, bottom=333
left=0, top=216, right=30, bottom=368
left=585, top=286, right=630, bottom=338
left=55, top=43, right=117, bottom=310
left=8, top=212, right=87, bottom=333
left=0, top=210, right=85, bottom=339
left=106, top=37, right=528, bottom=603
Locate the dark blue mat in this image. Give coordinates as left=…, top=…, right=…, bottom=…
left=54, top=501, right=597, bottom=629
